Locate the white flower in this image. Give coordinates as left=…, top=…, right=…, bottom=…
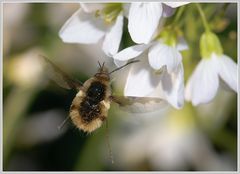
left=128, top=2, right=189, bottom=44
left=7, top=48, right=46, bottom=88
left=185, top=31, right=237, bottom=106
left=163, top=2, right=189, bottom=8
left=113, top=38, right=188, bottom=109
left=59, top=3, right=124, bottom=56
left=113, top=107, right=234, bottom=170
left=185, top=53, right=237, bottom=106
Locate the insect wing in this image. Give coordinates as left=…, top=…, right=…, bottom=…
left=111, top=96, right=168, bottom=113
left=40, top=55, right=82, bottom=90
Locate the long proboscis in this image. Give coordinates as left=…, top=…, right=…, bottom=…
left=108, top=60, right=140, bottom=75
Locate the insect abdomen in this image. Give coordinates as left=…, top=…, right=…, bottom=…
left=69, top=79, right=110, bottom=133
left=79, top=99, right=103, bottom=123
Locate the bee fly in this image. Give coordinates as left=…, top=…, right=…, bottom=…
left=40, top=55, right=166, bottom=163
left=40, top=55, right=166, bottom=133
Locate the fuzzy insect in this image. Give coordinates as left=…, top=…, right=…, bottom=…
left=40, top=56, right=166, bottom=133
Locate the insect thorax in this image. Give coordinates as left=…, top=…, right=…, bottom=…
left=80, top=81, right=107, bottom=122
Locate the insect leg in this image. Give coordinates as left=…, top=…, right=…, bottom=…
left=58, top=116, right=71, bottom=130
left=105, top=119, right=114, bottom=164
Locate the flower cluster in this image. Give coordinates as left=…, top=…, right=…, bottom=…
left=59, top=3, right=237, bottom=109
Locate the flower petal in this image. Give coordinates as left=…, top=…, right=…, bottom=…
left=124, top=54, right=161, bottom=97
left=217, top=54, right=237, bottom=92
left=149, top=63, right=184, bottom=109
left=80, top=3, right=104, bottom=13
left=185, top=58, right=219, bottom=105
left=59, top=9, right=107, bottom=44
left=162, top=3, right=175, bottom=17
left=148, top=43, right=182, bottom=72
left=114, top=59, right=127, bottom=67
left=113, top=44, right=150, bottom=61
left=102, top=14, right=123, bottom=56
left=164, top=2, right=190, bottom=8
left=162, top=63, right=184, bottom=108
left=176, top=37, right=188, bottom=51
left=128, top=3, right=162, bottom=44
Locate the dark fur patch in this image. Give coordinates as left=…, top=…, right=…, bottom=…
left=79, top=81, right=106, bottom=123
left=99, top=115, right=106, bottom=121
left=70, top=104, right=77, bottom=110
left=86, top=81, right=106, bottom=103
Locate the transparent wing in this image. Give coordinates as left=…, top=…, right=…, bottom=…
left=39, top=55, right=83, bottom=90
left=111, top=95, right=168, bottom=113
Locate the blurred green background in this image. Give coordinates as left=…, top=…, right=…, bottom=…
left=3, top=3, right=237, bottom=171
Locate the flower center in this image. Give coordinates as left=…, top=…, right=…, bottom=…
left=155, top=27, right=180, bottom=47
left=95, top=3, right=122, bottom=24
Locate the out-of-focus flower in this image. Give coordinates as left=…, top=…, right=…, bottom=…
left=113, top=30, right=188, bottom=109
left=3, top=3, right=30, bottom=55
left=185, top=32, right=237, bottom=105
left=112, top=106, right=235, bottom=170
left=128, top=2, right=189, bottom=44
left=15, top=110, right=67, bottom=147
left=59, top=3, right=124, bottom=57
left=5, top=48, right=46, bottom=88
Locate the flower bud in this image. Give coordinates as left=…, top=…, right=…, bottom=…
left=157, top=28, right=177, bottom=47
left=200, top=31, right=223, bottom=58
left=102, top=3, right=122, bottom=24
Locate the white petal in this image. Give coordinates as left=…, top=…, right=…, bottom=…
left=59, top=9, right=107, bottom=44
left=114, top=59, right=127, bottom=67
left=164, top=2, right=190, bottom=8
left=176, top=37, right=188, bottom=51
left=149, top=63, right=184, bottom=109
left=113, top=44, right=150, bottom=61
left=124, top=54, right=161, bottom=97
left=217, top=54, right=237, bottom=92
left=80, top=3, right=104, bottom=13
left=128, top=3, right=162, bottom=44
left=102, top=14, right=123, bottom=56
left=162, top=4, right=175, bottom=17
left=185, top=58, right=219, bottom=105
left=148, top=43, right=182, bottom=72
left=162, top=63, right=184, bottom=108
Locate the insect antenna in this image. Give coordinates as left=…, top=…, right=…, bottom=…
left=58, top=116, right=71, bottom=130
left=98, top=61, right=102, bottom=69
left=105, top=119, right=114, bottom=164
left=102, top=62, right=105, bottom=68
left=108, top=60, right=140, bottom=75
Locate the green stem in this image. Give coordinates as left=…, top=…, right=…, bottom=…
left=3, top=87, right=37, bottom=168
left=221, top=3, right=230, bottom=16
left=195, top=3, right=210, bottom=32
left=210, top=3, right=230, bottom=21
left=172, top=6, right=185, bottom=27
